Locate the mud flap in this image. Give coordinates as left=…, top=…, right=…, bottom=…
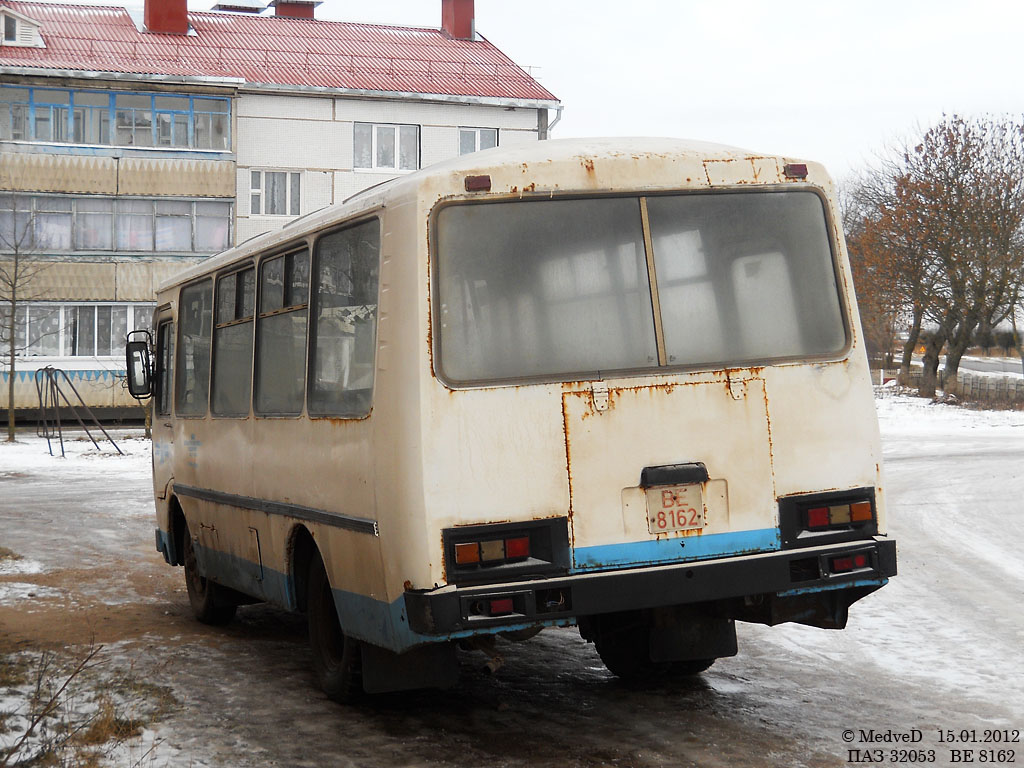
left=649, top=610, right=738, bottom=663
left=360, top=641, right=460, bottom=694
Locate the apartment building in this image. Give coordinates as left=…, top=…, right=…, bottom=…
left=0, top=0, right=559, bottom=417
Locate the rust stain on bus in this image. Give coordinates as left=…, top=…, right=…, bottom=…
left=425, top=216, right=436, bottom=377
left=560, top=391, right=577, bottom=554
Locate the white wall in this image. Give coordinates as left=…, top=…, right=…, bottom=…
left=235, top=92, right=543, bottom=242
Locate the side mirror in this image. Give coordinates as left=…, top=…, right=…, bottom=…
left=125, top=331, right=153, bottom=400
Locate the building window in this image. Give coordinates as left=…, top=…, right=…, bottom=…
left=6, top=302, right=154, bottom=358
left=0, top=85, right=230, bottom=150
left=459, top=127, right=498, bottom=156
left=353, top=123, right=419, bottom=171
left=4, top=16, right=17, bottom=43
left=0, top=194, right=231, bottom=254
left=250, top=170, right=301, bottom=216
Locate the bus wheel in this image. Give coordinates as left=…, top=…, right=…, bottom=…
left=594, top=628, right=715, bottom=680
left=307, top=554, right=362, bottom=703
left=182, top=530, right=237, bottom=625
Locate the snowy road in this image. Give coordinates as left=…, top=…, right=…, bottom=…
left=1, top=395, right=1023, bottom=767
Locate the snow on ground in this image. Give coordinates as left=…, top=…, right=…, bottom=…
left=743, top=390, right=1024, bottom=718
left=1, top=398, right=1022, bottom=766
left=0, top=429, right=150, bottom=474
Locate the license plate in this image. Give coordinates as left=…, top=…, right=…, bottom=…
left=646, top=484, right=704, bottom=534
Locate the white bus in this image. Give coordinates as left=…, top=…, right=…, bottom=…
left=126, top=138, right=897, bottom=701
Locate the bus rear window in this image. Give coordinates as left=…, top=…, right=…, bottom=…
left=435, top=191, right=846, bottom=385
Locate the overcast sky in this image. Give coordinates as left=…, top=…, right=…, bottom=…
left=280, top=0, right=1024, bottom=182
left=43, top=0, right=1024, bottom=181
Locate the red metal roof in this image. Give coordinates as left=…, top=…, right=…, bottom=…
left=0, top=1, right=558, bottom=103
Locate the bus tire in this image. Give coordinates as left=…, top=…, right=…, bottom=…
left=307, top=553, right=362, bottom=703
left=595, top=629, right=715, bottom=680
left=182, top=530, right=237, bottom=625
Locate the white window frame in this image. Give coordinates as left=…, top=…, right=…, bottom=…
left=353, top=122, right=420, bottom=172
left=250, top=170, right=301, bottom=217
left=9, top=302, right=155, bottom=359
left=459, top=127, right=498, bottom=156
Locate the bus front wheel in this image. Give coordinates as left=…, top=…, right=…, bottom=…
left=307, top=554, right=362, bottom=703
left=182, top=531, right=237, bottom=625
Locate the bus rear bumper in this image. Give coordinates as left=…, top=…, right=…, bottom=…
left=404, top=537, right=897, bottom=636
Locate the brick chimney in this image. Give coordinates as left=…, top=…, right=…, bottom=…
left=441, top=0, right=474, bottom=39
left=270, top=0, right=320, bottom=19
left=144, top=0, right=189, bottom=35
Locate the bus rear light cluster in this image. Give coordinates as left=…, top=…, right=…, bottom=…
left=830, top=553, right=870, bottom=574
left=453, top=536, right=531, bottom=566
left=806, top=501, right=872, bottom=530
left=468, top=597, right=518, bottom=618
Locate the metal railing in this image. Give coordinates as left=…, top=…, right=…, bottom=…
left=33, top=367, right=123, bottom=457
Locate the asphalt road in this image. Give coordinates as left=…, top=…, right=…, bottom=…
left=958, top=357, right=1024, bottom=375
left=1, top=407, right=1022, bottom=768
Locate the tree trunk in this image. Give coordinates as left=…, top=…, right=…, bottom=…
left=942, top=314, right=980, bottom=396
left=899, top=308, right=924, bottom=385
left=942, top=342, right=968, bottom=396
left=918, top=331, right=946, bottom=398
left=6, top=300, right=14, bottom=443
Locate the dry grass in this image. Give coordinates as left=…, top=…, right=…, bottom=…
left=74, top=696, right=142, bottom=746
left=0, top=547, right=21, bottom=562
left=0, top=645, right=179, bottom=768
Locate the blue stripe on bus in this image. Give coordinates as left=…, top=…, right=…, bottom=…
left=571, top=527, right=781, bottom=572
left=777, top=577, right=888, bottom=598
left=183, top=536, right=574, bottom=653
left=165, top=528, right=879, bottom=653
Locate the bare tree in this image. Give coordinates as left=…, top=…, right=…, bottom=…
left=843, top=115, right=1024, bottom=397
left=0, top=192, right=49, bottom=442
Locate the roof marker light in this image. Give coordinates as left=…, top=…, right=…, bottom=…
left=465, top=174, right=491, bottom=192
left=783, top=163, right=808, bottom=179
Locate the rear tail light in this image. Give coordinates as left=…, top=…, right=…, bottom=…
left=504, top=536, right=530, bottom=559
left=830, top=553, right=870, bottom=574
left=479, top=540, right=505, bottom=562
left=807, top=507, right=830, bottom=528
left=805, top=501, right=873, bottom=530
left=489, top=598, right=514, bottom=615
left=850, top=502, right=872, bottom=522
left=831, top=556, right=854, bottom=573
left=449, top=533, right=534, bottom=570
left=454, top=542, right=480, bottom=565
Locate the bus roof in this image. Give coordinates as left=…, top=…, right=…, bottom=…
left=158, top=136, right=823, bottom=293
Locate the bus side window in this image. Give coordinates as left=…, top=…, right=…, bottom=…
left=211, top=267, right=255, bottom=417
left=175, top=279, right=213, bottom=417
left=155, top=321, right=175, bottom=416
left=255, top=249, right=309, bottom=415
left=309, top=219, right=381, bottom=417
